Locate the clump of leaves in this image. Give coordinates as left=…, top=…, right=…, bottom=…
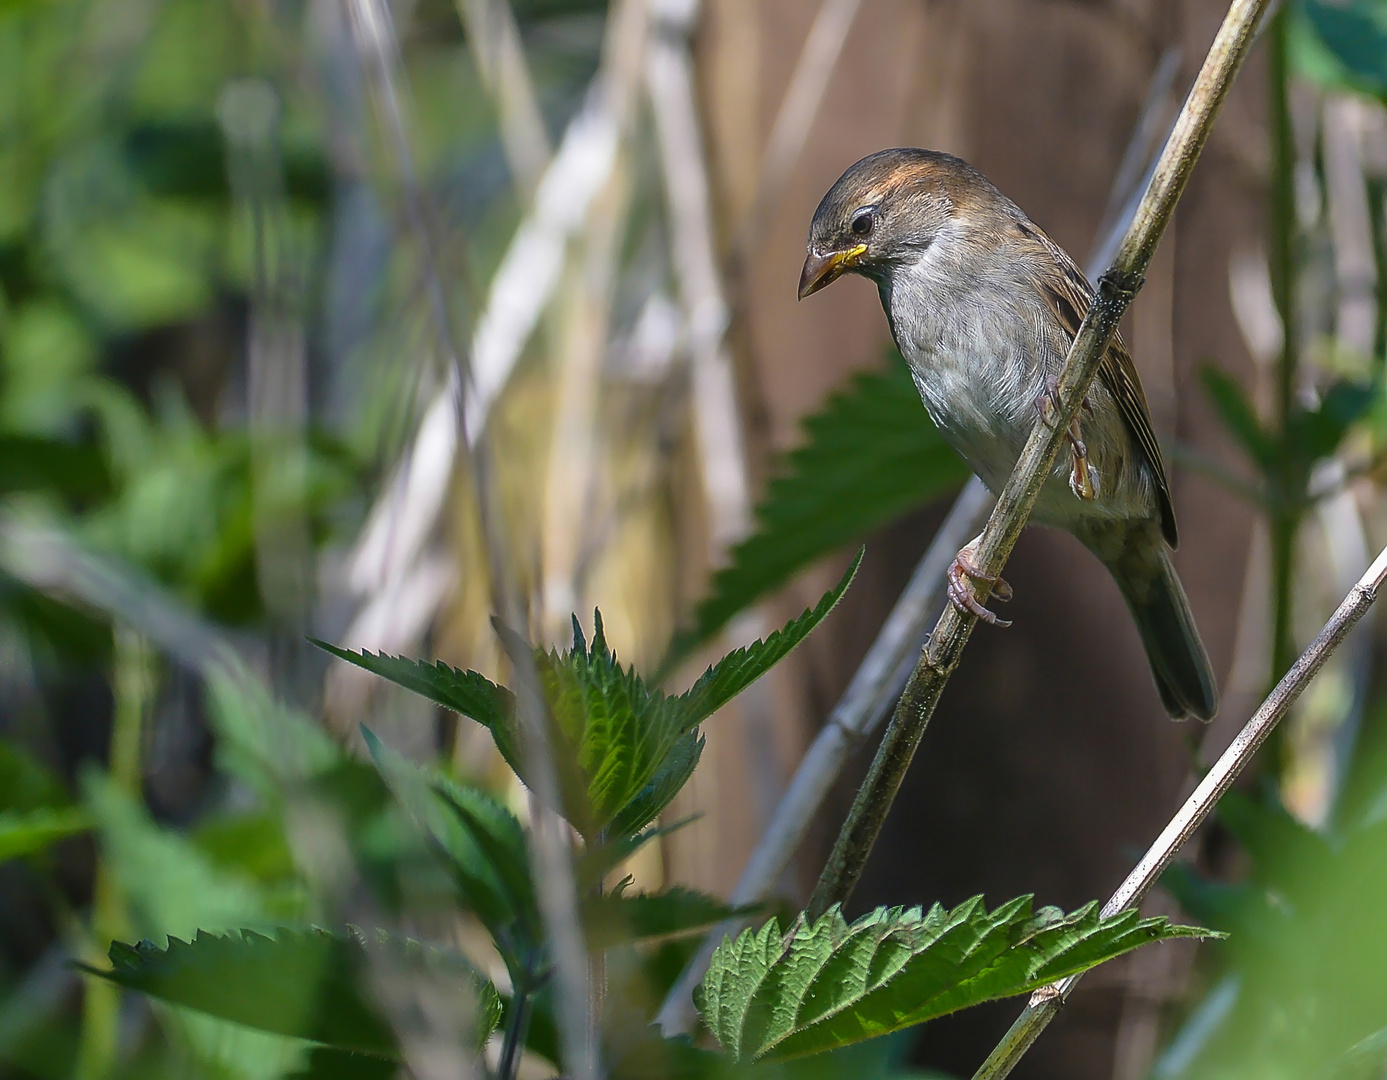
left=315, top=551, right=862, bottom=842
left=81, top=554, right=1217, bottom=1080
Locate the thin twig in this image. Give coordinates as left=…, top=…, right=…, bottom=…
left=805, top=0, right=1274, bottom=925
left=645, top=0, right=752, bottom=555
left=972, top=540, right=1387, bottom=1080
left=653, top=477, right=993, bottom=1034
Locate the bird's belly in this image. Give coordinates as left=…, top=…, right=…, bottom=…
left=903, top=344, right=1144, bottom=531
left=905, top=349, right=1037, bottom=495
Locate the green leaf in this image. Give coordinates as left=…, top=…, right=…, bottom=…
left=583, top=886, right=761, bottom=949
left=1298, top=0, right=1387, bottom=99
left=1200, top=366, right=1277, bottom=470
left=671, top=551, right=861, bottom=719
left=0, top=434, right=110, bottom=501
left=321, top=561, right=856, bottom=842
left=1288, top=378, right=1374, bottom=465
left=311, top=642, right=515, bottom=734
left=361, top=729, right=541, bottom=976
left=535, top=613, right=689, bottom=834
left=0, top=807, right=92, bottom=862
left=668, top=352, right=967, bottom=657
left=84, top=928, right=502, bottom=1058
left=0, top=739, right=70, bottom=812
left=85, top=929, right=396, bottom=1055
left=606, top=733, right=704, bottom=838
left=697, top=896, right=1218, bottom=1062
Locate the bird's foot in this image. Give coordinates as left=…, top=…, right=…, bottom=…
left=948, top=545, right=1013, bottom=627
left=1068, top=434, right=1100, bottom=501
left=1035, top=377, right=1100, bottom=501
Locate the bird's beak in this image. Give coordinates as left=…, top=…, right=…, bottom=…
left=798, top=243, right=868, bottom=300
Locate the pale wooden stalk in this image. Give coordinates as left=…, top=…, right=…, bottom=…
left=728, top=0, right=864, bottom=276
left=341, top=5, right=647, bottom=663
left=973, top=540, right=1387, bottom=1080
left=645, top=0, right=752, bottom=556
left=455, top=0, right=551, bottom=195
left=806, top=0, right=1275, bottom=925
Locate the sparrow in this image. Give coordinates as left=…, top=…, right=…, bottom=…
left=799, top=148, right=1217, bottom=722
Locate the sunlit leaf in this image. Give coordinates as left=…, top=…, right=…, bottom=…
left=698, top=896, right=1217, bottom=1062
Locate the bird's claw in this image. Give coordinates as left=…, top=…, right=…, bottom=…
left=1035, top=376, right=1099, bottom=501
left=948, top=548, right=1012, bottom=627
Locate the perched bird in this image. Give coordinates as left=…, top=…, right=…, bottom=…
left=799, top=148, right=1216, bottom=721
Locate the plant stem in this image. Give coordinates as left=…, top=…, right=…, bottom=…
left=805, top=0, right=1274, bottom=925
left=1266, top=6, right=1300, bottom=700
left=75, top=629, right=152, bottom=1080
left=971, top=540, right=1387, bottom=1080
left=498, top=987, right=533, bottom=1080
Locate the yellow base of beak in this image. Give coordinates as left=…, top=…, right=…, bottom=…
left=798, top=243, right=868, bottom=299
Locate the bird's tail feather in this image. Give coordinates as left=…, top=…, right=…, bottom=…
left=1103, top=533, right=1218, bottom=722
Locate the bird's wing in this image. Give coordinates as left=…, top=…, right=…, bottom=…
left=1019, top=221, right=1178, bottom=547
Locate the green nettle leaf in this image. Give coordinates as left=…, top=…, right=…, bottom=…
left=311, top=643, right=515, bottom=735
left=319, top=560, right=856, bottom=841
left=669, top=551, right=861, bottom=716
left=84, top=928, right=502, bottom=1058
left=668, top=351, right=968, bottom=658
left=361, top=729, right=542, bottom=976
left=697, top=896, right=1218, bottom=1062
left=0, top=807, right=92, bottom=862
left=536, top=613, right=688, bottom=833
left=605, top=733, right=704, bottom=840
left=582, top=886, right=761, bottom=949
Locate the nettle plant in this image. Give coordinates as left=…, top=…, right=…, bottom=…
left=80, top=553, right=1211, bottom=1079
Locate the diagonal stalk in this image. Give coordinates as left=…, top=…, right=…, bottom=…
left=497, top=986, right=534, bottom=1080
left=972, top=540, right=1387, bottom=1080
left=805, top=0, right=1275, bottom=925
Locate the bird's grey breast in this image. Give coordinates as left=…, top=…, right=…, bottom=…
left=883, top=246, right=1052, bottom=492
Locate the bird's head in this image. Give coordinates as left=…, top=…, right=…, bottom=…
left=798, top=148, right=1003, bottom=299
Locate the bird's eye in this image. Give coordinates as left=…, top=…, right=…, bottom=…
left=850, top=207, right=875, bottom=237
